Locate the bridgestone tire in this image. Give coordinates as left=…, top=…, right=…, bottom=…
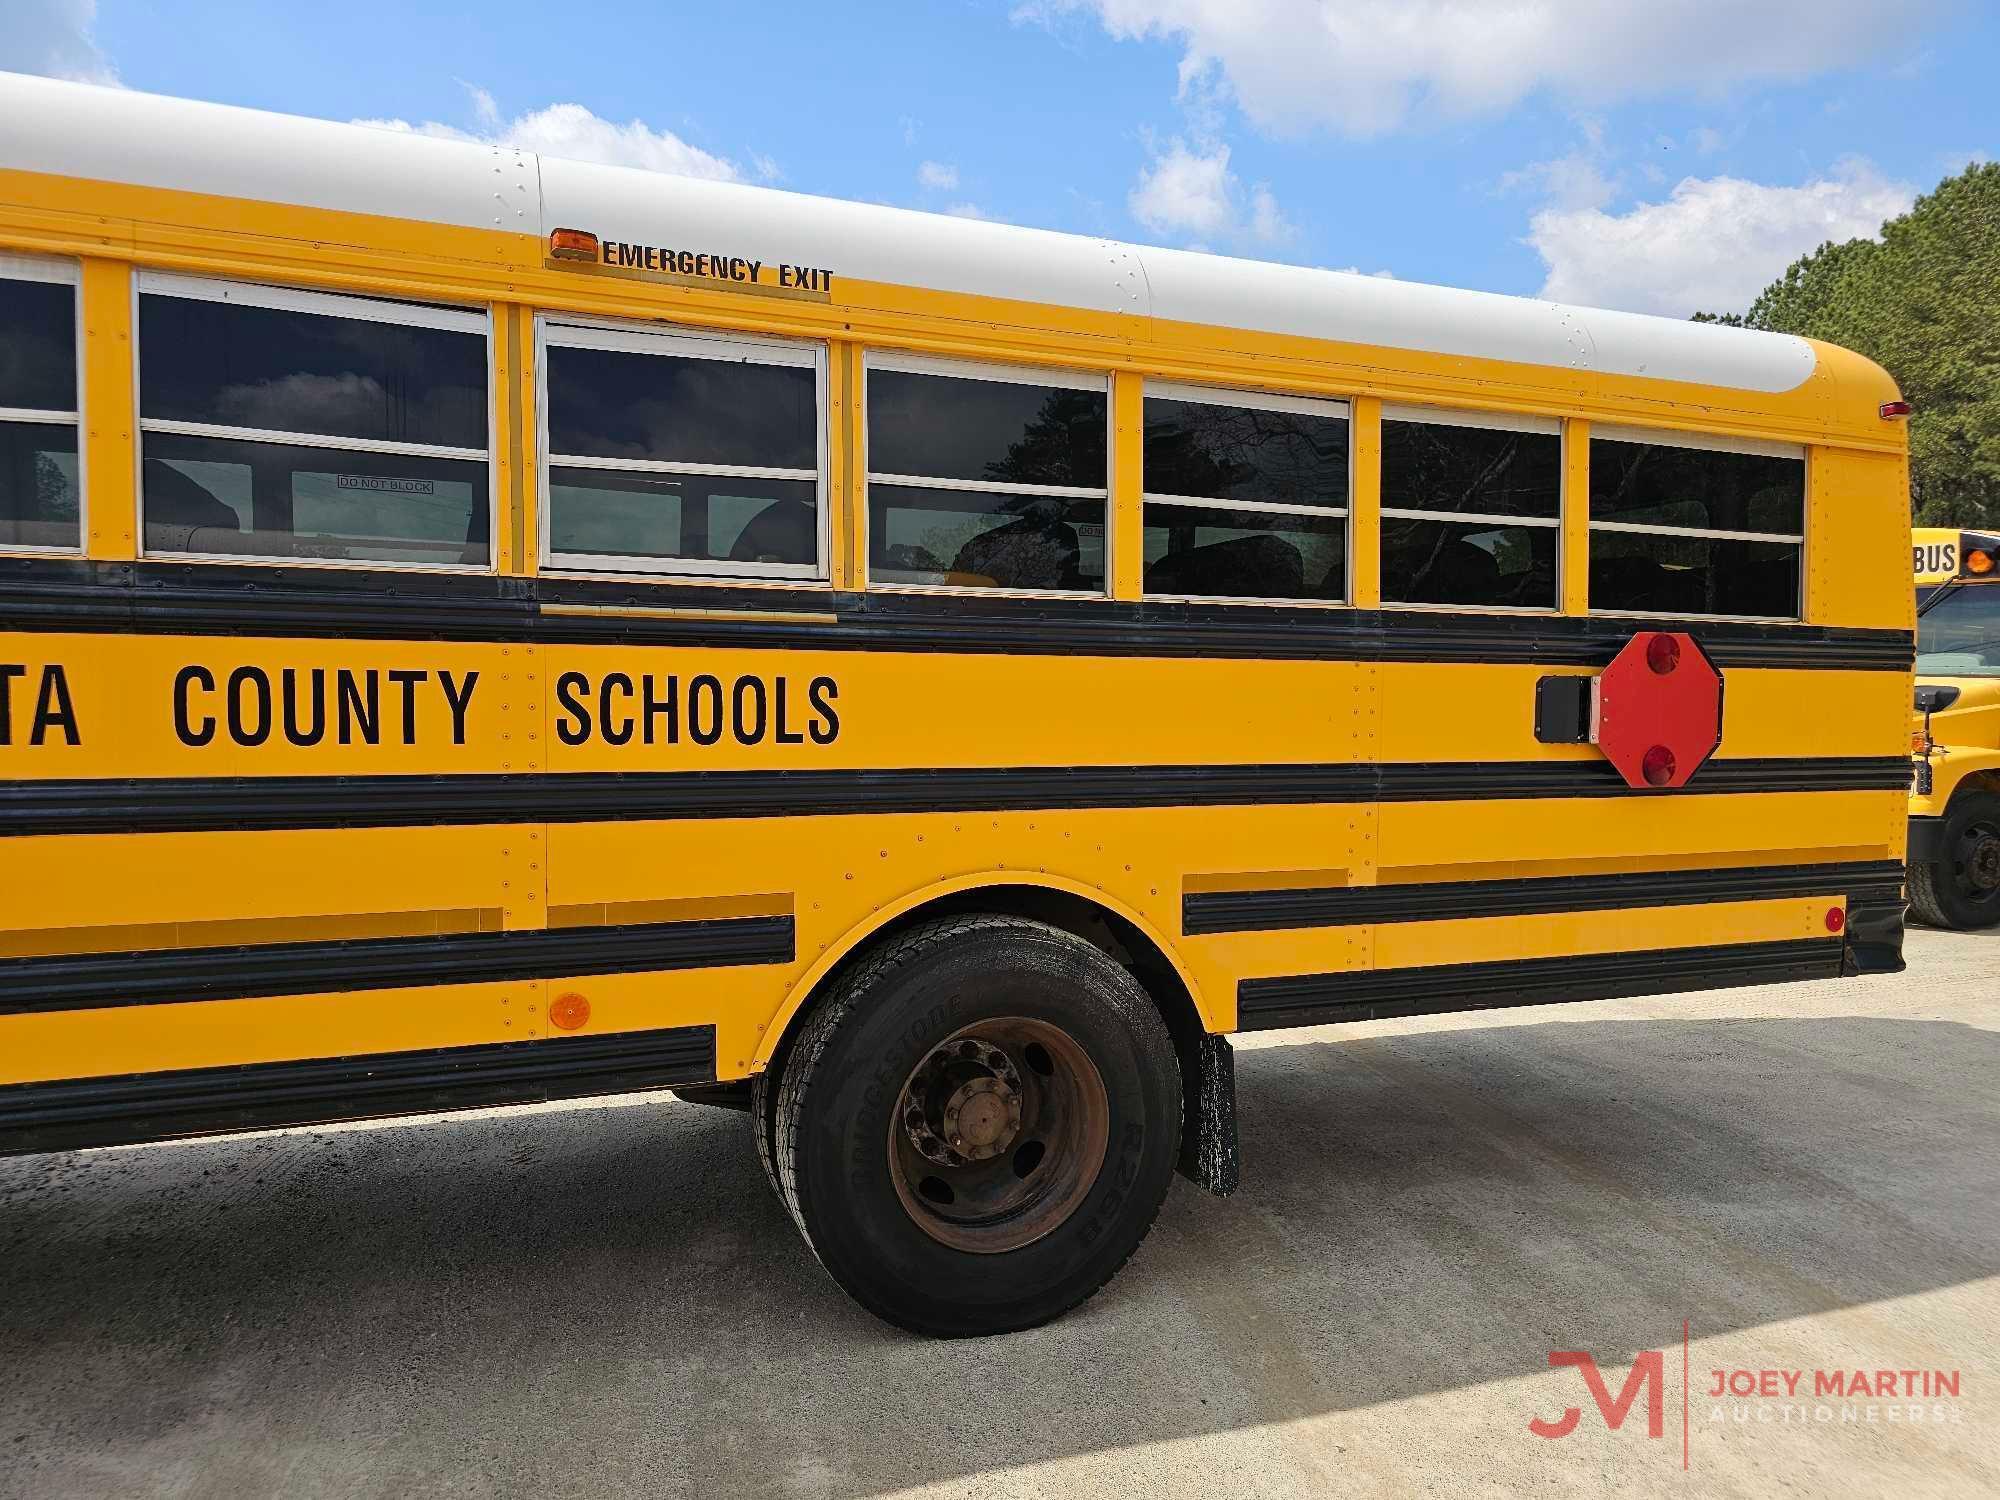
left=1909, top=790, right=2000, bottom=931
left=773, top=914, right=1182, bottom=1337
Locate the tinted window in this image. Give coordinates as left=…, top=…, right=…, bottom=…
left=868, top=370, right=1106, bottom=487
left=1382, top=419, right=1561, bottom=518
left=139, top=294, right=486, bottom=449
left=1590, top=439, right=1804, bottom=534
left=868, top=485, right=1103, bottom=591
left=545, top=344, right=816, bottom=471
left=542, top=331, right=823, bottom=575
left=0, top=278, right=75, bottom=413
left=1382, top=517, right=1557, bottom=609
left=1588, top=435, right=1804, bottom=618
left=1144, top=398, right=1348, bottom=506
left=1143, top=503, right=1344, bottom=601
left=549, top=470, right=816, bottom=568
left=0, top=421, right=80, bottom=549
left=1588, top=531, right=1798, bottom=618
left=142, top=433, right=487, bottom=565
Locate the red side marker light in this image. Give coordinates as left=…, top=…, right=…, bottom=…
left=1641, top=744, right=1677, bottom=786
left=1646, top=632, right=1681, bottom=675
left=1825, top=907, right=1846, bottom=934
left=1880, top=400, right=1912, bottom=419
left=549, top=227, right=600, bottom=262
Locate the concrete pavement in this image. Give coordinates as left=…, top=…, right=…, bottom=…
left=2, top=926, right=1995, bottom=1498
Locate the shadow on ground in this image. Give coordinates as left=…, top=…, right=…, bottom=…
left=1, top=1012, right=1995, bottom=1497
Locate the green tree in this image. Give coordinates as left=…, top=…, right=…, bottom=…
left=1697, top=162, right=2000, bottom=528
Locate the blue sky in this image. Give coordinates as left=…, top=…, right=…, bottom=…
left=8, top=0, right=1997, bottom=317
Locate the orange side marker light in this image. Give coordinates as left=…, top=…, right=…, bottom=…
left=550, top=991, right=591, bottom=1030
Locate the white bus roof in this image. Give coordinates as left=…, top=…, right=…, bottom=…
left=0, top=70, right=1818, bottom=395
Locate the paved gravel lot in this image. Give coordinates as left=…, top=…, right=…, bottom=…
left=2, top=926, right=1995, bottom=1499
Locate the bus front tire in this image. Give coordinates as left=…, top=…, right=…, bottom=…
left=771, top=914, right=1182, bottom=1337
left=1910, top=789, right=2000, bottom=930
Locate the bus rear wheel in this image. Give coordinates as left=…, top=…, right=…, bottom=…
left=772, top=914, right=1181, bottom=1337
left=1910, top=790, right=2000, bottom=930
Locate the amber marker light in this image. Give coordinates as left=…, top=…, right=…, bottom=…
left=1967, top=548, right=1996, bottom=577
left=549, top=992, right=592, bottom=1030
left=549, top=228, right=600, bottom=262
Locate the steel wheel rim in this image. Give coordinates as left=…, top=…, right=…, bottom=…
left=887, top=1015, right=1110, bottom=1254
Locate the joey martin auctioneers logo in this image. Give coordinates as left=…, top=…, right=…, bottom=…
left=1529, top=1324, right=1967, bottom=1470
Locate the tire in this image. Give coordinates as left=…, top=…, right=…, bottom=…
left=750, top=1065, right=783, bottom=1202
left=773, top=914, right=1182, bottom=1337
left=1909, top=790, right=2000, bottom=930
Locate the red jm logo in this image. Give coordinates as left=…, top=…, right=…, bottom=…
left=1530, top=1351, right=1665, bottom=1439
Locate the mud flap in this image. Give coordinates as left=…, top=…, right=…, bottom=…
left=1176, top=1032, right=1240, bottom=1197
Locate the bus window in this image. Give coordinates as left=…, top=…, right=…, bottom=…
left=137, top=275, right=490, bottom=567
left=866, top=357, right=1107, bottom=593
left=1379, top=407, right=1560, bottom=610
left=543, top=324, right=824, bottom=578
left=1917, top=582, right=2000, bottom=677
left=1588, top=430, right=1803, bottom=619
left=0, top=258, right=80, bottom=551
left=1140, top=384, right=1348, bottom=602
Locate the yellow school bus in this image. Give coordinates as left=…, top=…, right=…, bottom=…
left=0, top=73, right=1916, bottom=1335
left=1910, top=528, right=2000, bottom=928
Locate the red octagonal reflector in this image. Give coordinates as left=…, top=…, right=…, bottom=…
left=1592, top=631, right=1723, bottom=790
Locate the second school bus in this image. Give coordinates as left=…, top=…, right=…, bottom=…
left=0, top=73, right=1915, bottom=1335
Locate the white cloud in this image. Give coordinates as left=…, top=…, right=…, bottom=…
left=0, top=0, right=118, bottom=85
left=1021, top=0, right=1890, bottom=137
left=354, top=100, right=745, bottom=182
left=944, top=202, right=992, bottom=220
left=917, top=160, right=960, bottom=191
left=1129, top=139, right=1292, bottom=246
left=1526, top=159, right=1915, bottom=316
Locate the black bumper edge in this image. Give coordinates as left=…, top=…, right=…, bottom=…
left=1907, top=816, right=1947, bottom=866
left=0, top=1024, right=717, bottom=1157
left=1176, top=1032, right=1239, bottom=1198
left=1844, top=892, right=1908, bottom=977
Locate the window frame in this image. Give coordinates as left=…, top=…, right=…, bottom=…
left=0, top=253, right=85, bottom=557
left=1378, top=402, right=1565, bottom=616
left=1139, top=379, right=1353, bottom=607
left=862, top=350, right=1113, bottom=599
left=537, top=316, right=830, bottom=582
left=133, top=271, right=497, bottom=573
left=1587, top=422, right=1807, bottom=624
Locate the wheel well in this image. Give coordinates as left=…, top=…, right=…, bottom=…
left=765, top=883, right=1231, bottom=1192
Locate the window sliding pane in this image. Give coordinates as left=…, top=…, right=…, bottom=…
left=1382, top=517, right=1557, bottom=609
left=0, top=279, right=76, bottom=413
left=868, top=484, right=1103, bottom=591
left=1590, top=439, right=1803, bottom=535
left=1382, top=419, right=1561, bottom=519
left=1143, top=398, right=1348, bottom=508
left=1589, top=530, right=1800, bottom=618
left=545, top=344, right=816, bottom=471
left=549, top=468, right=816, bottom=568
left=868, top=371, right=1105, bottom=487
left=1143, top=503, right=1344, bottom=600
left=138, top=295, right=487, bottom=449
left=0, top=421, right=79, bottom=548
left=142, top=432, right=487, bottom=565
